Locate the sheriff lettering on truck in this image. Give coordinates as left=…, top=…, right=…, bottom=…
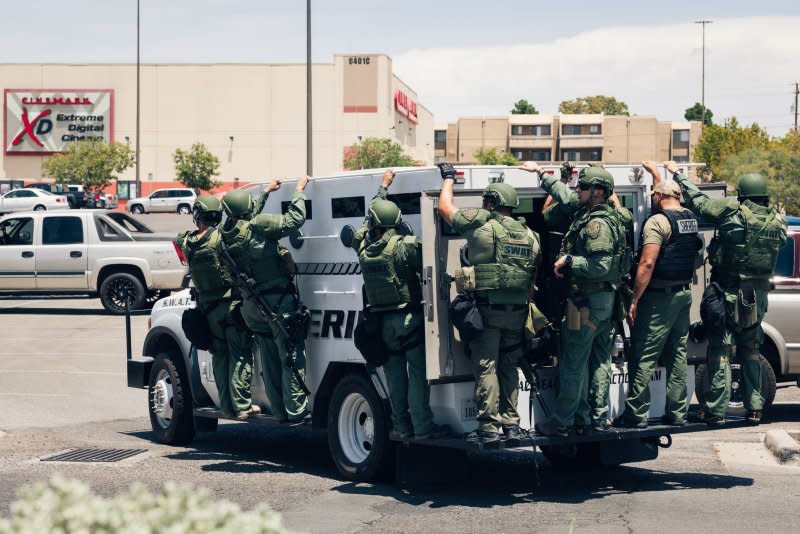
left=127, top=163, right=753, bottom=482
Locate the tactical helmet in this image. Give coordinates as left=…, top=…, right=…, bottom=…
left=482, top=183, right=519, bottom=209
left=192, top=195, right=223, bottom=227
left=736, top=173, right=769, bottom=199
left=367, top=199, right=402, bottom=229
left=222, top=189, right=255, bottom=219
left=578, top=167, right=614, bottom=194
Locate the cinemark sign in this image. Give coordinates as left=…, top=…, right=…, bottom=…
left=394, top=89, right=418, bottom=124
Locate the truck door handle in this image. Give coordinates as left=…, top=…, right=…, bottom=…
left=70, top=251, right=83, bottom=258
left=21, top=251, right=33, bottom=258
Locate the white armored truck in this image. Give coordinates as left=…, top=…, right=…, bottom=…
left=127, top=164, right=748, bottom=482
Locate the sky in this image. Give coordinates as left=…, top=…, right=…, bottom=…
left=1, top=0, right=799, bottom=135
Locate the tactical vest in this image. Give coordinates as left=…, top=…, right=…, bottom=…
left=709, top=200, right=786, bottom=282
left=182, top=230, right=231, bottom=304
left=472, top=215, right=538, bottom=304
left=219, top=218, right=252, bottom=275
left=562, top=204, right=629, bottom=290
left=648, top=209, right=699, bottom=285
left=358, top=232, right=422, bottom=311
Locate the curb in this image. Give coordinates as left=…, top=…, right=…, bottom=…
left=764, top=429, right=800, bottom=463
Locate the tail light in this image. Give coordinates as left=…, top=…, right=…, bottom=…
left=173, top=241, right=187, bottom=265
left=55, top=197, right=63, bottom=203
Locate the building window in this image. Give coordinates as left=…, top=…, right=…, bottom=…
left=562, top=124, right=601, bottom=135
left=561, top=149, right=602, bottom=161
left=434, top=130, right=447, bottom=150
left=533, top=125, right=551, bottom=136
left=673, top=155, right=690, bottom=163
left=331, top=196, right=365, bottom=218
left=588, top=124, right=601, bottom=134
left=511, top=125, right=524, bottom=135
left=510, top=149, right=551, bottom=161
left=673, top=130, right=690, bottom=143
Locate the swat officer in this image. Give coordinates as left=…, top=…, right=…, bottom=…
left=178, top=195, right=256, bottom=420
left=352, top=169, right=450, bottom=440
left=522, top=164, right=628, bottom=437
left=220, top=177, right=311, bottom=423
left=614, top=161, right=699, bottom=429
left=437, top=163, right=541, bottom=444
left=672, top=161, right=787, bottom=426
left=541, top=161, right=576, bottom=235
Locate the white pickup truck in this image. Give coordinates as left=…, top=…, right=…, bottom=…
left=0, top=209, right=187, bottom=313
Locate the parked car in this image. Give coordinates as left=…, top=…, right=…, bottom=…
left=0, top=209, right=187, bottom=313
left=25, top=183, right=82, bottom=209
left=126, top=188, right=196, bottom=214
left=0, top=188, right=71, bottom=214
left=84, top=190, right=119, bottom=209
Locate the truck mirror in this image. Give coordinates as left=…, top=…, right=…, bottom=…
left=340, top=225, right=355, bottom=248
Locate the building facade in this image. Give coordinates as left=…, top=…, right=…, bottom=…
left=434, top=114, right=702, bottom=166
left=1, top=54, right=433, bottom=198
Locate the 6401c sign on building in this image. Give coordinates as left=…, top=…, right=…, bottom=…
left=4, top=89, right=114, bottom=155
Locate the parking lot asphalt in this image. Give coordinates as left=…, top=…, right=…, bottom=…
left=1, top=212, right=800, bottom=532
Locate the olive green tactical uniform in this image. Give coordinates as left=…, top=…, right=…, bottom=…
left=451, top=206, right=541, bottom=434
left=674, top=173, right=787, bottom=417
left=221, top=192, right=309, bottom=421
left=623, top=208, right=695, bottom=424
left=540, top=175, right=629, bottom=429
left=352, top=186, right=435, bottom=436
left=178, top=229, right=253, bottom=415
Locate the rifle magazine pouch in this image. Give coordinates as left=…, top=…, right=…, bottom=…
left=736, top=281, right=758, bottom=329
left=566, top=299, right=582, bottom=331
left=354, top=310, right=388, bottom=366
left=454, top=266, right=476, bottom=293
left=182, top=308, right=213, bottom=350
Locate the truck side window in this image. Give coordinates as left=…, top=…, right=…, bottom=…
left=331, top=196, right=365, bottom=219
left=281, top=199, right=313, bottom=219
left=387, top=193, right=421, bottom=215
left=0, top=217, right=33, bottom=245
left=93, top=216, right=130, bottom=242
left=43, top=216, right=84, bottom=245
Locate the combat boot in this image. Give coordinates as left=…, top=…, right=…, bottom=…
left=688, top=409, right=725, bottom=427
left=502, top=424, right=528, bottom=442
left=466, top=430, right=500, bottom=444
left=746, top=410, right=762, bottom=426
left=535, top=420, right=569, bottom=438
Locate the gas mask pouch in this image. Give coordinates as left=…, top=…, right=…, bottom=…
left=735, top=280, right=758, bottom=329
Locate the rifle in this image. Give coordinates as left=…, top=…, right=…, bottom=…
left=218, top=239, right=311, bottom=396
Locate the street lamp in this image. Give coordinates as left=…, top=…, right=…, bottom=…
left=695, top=20, right=713, bottom=130
left=136, top=0, right=141, bottom=197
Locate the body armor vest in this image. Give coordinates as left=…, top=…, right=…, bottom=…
left=708, top=200, right=786, bottom=282
left=219, top=218, right=252, bottom=275
left=249, top=230, right=293, bottom=290
left=182, top=230, right=231, bottom=304
left=472, top=214, right=537, bottom=304
left=562, top=204, right=629, bottom=289
left=648, top=209, right=699, bottom=285
left=358, top=232, right=422, bottom=311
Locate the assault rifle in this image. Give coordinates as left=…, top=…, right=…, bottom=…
left=218, top=239, right=310, bottom=396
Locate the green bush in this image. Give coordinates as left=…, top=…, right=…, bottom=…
left=0, top=475, right=290, bottom=534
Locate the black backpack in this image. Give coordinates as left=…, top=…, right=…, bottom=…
left=181, top=308, right=213, bottom=350
left=700, top=282, right=727, bottom=334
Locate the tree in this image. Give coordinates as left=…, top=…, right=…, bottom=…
left=173, top=143, right=222, bottom=192
left=41, top=140, right=134, bottom=191
left=558, top=95, right=629, bottom=115
left=510, top=99, right=539, bottom=115
left=473, top=147, right=520, bottom=166
left=693, top=117, right=771, bottom=180
left=684, top=102, right=714, bottom=126
left=343, top=137, right=417, bottom=169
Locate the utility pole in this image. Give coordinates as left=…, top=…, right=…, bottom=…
left=794, top=82, right=799, bottom=131
left=306, top=0, right=313, bottom=176
left=695, top=20, right=712, bottom=131
left=135, top=0, right=141, bottom=196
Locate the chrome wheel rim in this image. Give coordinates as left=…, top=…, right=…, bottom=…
left=151, top=369, right=174, bottom=429
left=337, top=392, right=374, bottom=464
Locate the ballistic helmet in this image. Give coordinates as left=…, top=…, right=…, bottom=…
left=736, top=173, right=769, bottom=199
left=578, top=167, right=614, bottom=194
left=192, top=195, right=223, bottom=227
left=368, top=199, right=402, bottom=229
left=482, top=183, right=519, bottom=209
left=222, top=189, right=255, bottom=219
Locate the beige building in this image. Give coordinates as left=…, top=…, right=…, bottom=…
left=1, top=54, right=433, bottom=198
left=435, top=114, right=702, bottom=165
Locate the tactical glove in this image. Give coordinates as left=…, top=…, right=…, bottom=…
left=437, top=162, right=456, bottom=180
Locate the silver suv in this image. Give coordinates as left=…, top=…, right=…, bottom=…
left=126, top=188, right=196, bottom=214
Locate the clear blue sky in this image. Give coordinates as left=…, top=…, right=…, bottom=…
left=2, top=1, right=799, bottom=133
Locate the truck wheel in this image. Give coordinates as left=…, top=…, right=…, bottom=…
left=99, top=272, right=146, bottom=314
left=327, top=373, right=394, bottom=482
left=177, top=204, right=191, bottom=215
left=695, top=355, right=776, bottom=412
left=130, top=204, right=145, bottom=214
left=148, top=353, right=196, bottom=445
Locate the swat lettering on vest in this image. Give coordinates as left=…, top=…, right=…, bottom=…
left=502, top=244, right=532, bottom=258
left=677, top=219, right=698, bottom=234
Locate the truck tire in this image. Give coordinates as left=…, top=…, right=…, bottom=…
left=177, top=204, right=191, bottom=215
left=130, top=204, right=145, bottom=214
left=148, top=353, right=196, bottom=445
left=327, top=373, right=394, bottom=482
left=99, top=272, right=147, bottom=314
left=695, top=354, right=776, bottom=412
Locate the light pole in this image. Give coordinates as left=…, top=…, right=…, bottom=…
left=306, top=0, right=312, bottom=176
left=135, top=0, right=141, bottom=196
left=695, top=20, right=712, bottom=130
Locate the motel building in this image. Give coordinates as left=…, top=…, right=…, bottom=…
left=1, top=54, right=433, bottom=201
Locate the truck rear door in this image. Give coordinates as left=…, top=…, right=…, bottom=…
left=36, top=214, right=89, bottom=289
left=0, top=216, right=36, bottom=289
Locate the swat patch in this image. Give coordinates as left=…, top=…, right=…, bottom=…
left=460, top=208, right=480, bottom=221
left=502, top=244, right=532, bottom=259
left=586, top=220, right=602, bottom=238
left=677, top=219, right=699, bottom=234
